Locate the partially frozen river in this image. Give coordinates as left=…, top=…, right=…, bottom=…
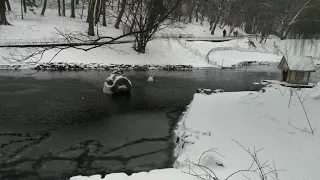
left=0, top=69, right=282, bottom=179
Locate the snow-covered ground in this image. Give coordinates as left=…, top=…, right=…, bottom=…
left=174, top=83, right=320, bottom=180
left=184, top=37, right=320, bottom=67
left=71, top=82, right=320, bottom=180
left=2, top=1, right=319, bottom=68
left=208, top=50, right=282, bottom=67
left=0, top=39, right=214, bottom=67
left=157, top=21, right=245, bottom=38
left=0, top=0, right=214, bottom=67
left=71, top=169, right=195, bottom=180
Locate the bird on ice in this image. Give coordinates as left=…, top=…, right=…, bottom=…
left=148, top=76, right=154, bottom=82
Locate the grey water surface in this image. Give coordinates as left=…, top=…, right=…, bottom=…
left=0, top=69, right=280, bottom=180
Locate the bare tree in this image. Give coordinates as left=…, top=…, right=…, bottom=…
left=88, top=0, right=96, bottom=36
left=115, top=0, right=127, bottom=29
left=94, top=0, right=101, bottom=24
left=23, top=0, right=27, bottom=13
left=86, top=0, right=91, bottom=22
left=102, top=0, right=107, bottom=26
left=62, top=0, right=66, bottom=16
left=5, top=0, right=11, bottom=11
left=210, top=0, right=225, bottom=35
left=20, top=0, right=24, bottom=19
left=0, top=0, right=10, bottom=25
left=124, top=0, right=181, bottom=53
left=71, top=0, right=76, bottom=18
left=41, top=0, right=48, bottom=16
left=186, top=0, right=197, bottom=23
left=81, top=0, right=85, bottom=19
left=57, top=0, right=61, bottom=16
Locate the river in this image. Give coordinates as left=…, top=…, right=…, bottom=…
left=0, top=69, right=282, bottom=180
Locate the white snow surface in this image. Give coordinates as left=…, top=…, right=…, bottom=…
left=0, top=0, right=213, bottom=67
left=184, top=38, right=320, bottom=67
left=70, top=169, right=195, bottom=180
left=209, top=50, right=282, bottom=67
left=285, top=55, right=316, bottom=71
left=174, top=84, right=320, bottom=180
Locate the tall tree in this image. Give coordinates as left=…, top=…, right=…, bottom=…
left=0, top=0, right=10, bottom=25
left=86, top=0, right=92, bottom=22
left=94, top=0, right=101, bottom=24
left=57, top=0, right=61, bottom=16
left=5, top=0, right=11, bottom=11
left=41, top=0, right=48, bottom=16
left=129, top=0, right=181, bottom=53
left=71, top=0, right=76, bottom=18
left=21, top=0, right=24, bottom=19
left=186, top=0, right=196, bottom=23
left=23, top=0, right=27, bottom=13
left=115, top=0, right=127, bottom=29
left=62, top=0, right=66, bottom=16
left=88, top=0, right=96, bottom=36
left=102, top=0, right=107, bottom=26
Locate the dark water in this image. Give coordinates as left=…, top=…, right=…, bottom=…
left=0, top=69, right=280, bottom=180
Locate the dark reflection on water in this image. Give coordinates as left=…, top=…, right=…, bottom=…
left=0, top=69, right=280, bottom=180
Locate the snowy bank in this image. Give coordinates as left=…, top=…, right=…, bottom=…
left=175, top=83, right=320, bottom=180
left=70, top=169, right=195, bottom=180
left=185, top=38, right=320, bottom=68
left=0, top=39, right=214, bottom=68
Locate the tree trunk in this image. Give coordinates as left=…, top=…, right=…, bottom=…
left=0, top=0, right=10, bottom=25
left=23, top=0, right=27, bottom=13
left=88, top=0, right=96, bottom=36
left=86, top=0, right=91, bottom=22
left=115, top=0, right=126, bottom=29
left=41, top=0, right=47, bottom=16
left=102, top=0, right=106, bottom=26
left=62, top=0, right=66, bottom=16
left=57, top=0, right=61, bottom=16
left=81, top=0, right=85, bottom=19
left=94, top=0, right=101, bottom=24
left=211, top=11, right=221, bottom=35
left=70, top=0, right=75, bottom=18
left=195, top=7, right=199, bottom=22
left=21, top=0, right=24, bottom=19
left=209, top=15, right=214, bottom=30
left=5, top=0, right=11, bottom=11
left=134, top=36, right=147, bottom=53
left=188, top=12, right=192, bottom=23
left=200, top=13, right=204, bottom=25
